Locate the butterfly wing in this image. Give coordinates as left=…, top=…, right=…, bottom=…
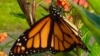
left=9, top=5, right=89, bottom=56
left=9, top=15, right=52, bottom=56
left=50, top=18, right=88, bottom=53
left=48, top=5, right=89, bottom=53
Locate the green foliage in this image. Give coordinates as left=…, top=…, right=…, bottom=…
left=88, top=42, right=100, bottom=56
left=88, top=0, right=100, bottom=14
left=0, top=0, right=29, bottom=32
left=35, top=5, right=48, bottom=21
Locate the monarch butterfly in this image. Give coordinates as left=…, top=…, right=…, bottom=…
left=9, top=5, right=89, bottom=56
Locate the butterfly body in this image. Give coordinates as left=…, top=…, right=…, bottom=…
left=9, top=5, right=88, bottom=56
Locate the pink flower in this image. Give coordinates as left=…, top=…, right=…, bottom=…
left=43, top=0, right=51, bottom=4
left=44, top=0, right=88, bottom=11
left=73, top=0, right=89, bottom=8
left=56, top=0, right=70, bottom=11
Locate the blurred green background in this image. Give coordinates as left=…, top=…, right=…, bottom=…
left=0, top=0, right=28, bottom=32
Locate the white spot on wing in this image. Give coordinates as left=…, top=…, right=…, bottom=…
left=17, top=39, right=20, bottom=41
left=26, top=51, right=28, bottom=54
left=33, top=50, right=36, bottom=53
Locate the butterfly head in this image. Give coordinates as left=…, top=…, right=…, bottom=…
left=49, top=5, right=63, bottom=19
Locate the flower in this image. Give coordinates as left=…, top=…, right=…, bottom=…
left=44, top=0, right=89, bottom=11
left=56, top=0, right=70, bottom=11
left=0, top=51, right=8, bottom=56
left=43, top=0, right=51, bottom=4
left=0, top=32, right=8, bottom=43
left=73, top=0, right=89, bottom=8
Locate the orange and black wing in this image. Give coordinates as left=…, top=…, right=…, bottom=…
left=50, top=18, right=88, bottom=53
left=9, top=15, right=53, bottom=56
left=9, top=5, right=89, bottom=56
left=48, top=5, right=89, bottom=53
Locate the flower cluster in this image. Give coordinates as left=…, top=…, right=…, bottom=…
left=0, top=32, right=7, bottom=43
left=0, top=51, right=8, bottom=56
left=44, top=0, right=88, bottom=11
left=56, top=0, right=70, bottom=11
left=73, top=0, right=88, bottom=8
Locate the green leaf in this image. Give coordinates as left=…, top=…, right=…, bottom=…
left=88, top=0, right=100, bottom=14
left=81, top=25, right=91, bottom=47
left=68, top=0, right=100, bottom=39
left=84, top=10, right=100, bottom=27
left=88, top=42, right=100, bottom=56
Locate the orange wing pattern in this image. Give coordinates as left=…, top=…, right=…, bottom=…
left=9, top=5, right=89, bottom=56
left=50, top=18, right=88, bottom=53
left=9, top=16, right=52, bottom=56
